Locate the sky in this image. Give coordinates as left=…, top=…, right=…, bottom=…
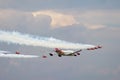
left=0, top=0, right=120, bottom=80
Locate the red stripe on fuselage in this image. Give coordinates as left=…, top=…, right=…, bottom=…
left=55, top=48, right=64, bottom=55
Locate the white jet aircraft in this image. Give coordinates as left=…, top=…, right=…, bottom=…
left=49, top=45, right=102, bottom=57
left=0, top=50, right=39, bottom=58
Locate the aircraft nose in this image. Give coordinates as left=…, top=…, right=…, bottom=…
left=55, top=48, right=59, bottom=51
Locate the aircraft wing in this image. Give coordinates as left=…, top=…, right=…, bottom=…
left=73, top=50, right=82, bottom=53
left=66, top=50, right=81, bottom=56
left=67, top=45, right=102, bottom=56
left=72, top=45, right=102, bottom=53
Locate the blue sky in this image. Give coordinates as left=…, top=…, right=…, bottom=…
left=0, top=0, right=120, bottom=10
left=0, top=0, right=120, bottom=80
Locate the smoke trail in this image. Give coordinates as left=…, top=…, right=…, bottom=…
left=0, top=54, right=39, bottom=58
left=0, top=50, right=39, bottom=58
left=0, top=30, right=95, bottom=49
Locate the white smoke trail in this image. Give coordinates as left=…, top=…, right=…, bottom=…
left=0, top=54, right=39, bottom=58
left=0, top=30, right=95, bottom=49
left=0, top=50, right=39, bottom=58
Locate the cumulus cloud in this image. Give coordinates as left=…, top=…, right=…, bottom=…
left=32, top=10, right=120, bottom=30
left=77, top=10, right=120, bottom=30
left=83, top=24, right=106, bottom=30
left=0, top=9, right=51, bottom=34
left=0, top=9, right=120, bottom=30
left=32, top=10, right=78, bottom=28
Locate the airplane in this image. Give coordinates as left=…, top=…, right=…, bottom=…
left=0, top=50, right=40, bottom=58
left=49, top=45, right=102, bottom=57
left=86, top=45, right=102, bottom=50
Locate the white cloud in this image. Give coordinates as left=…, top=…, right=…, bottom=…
left=32, top=10, right=120, bottom=30
left=83, top=23, right=106, bottom=30
left=0, top=9, right=119, bottom=30
left=77, top=10, right=120, bottom=30
left=32, top=10, right=78, bottom=28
